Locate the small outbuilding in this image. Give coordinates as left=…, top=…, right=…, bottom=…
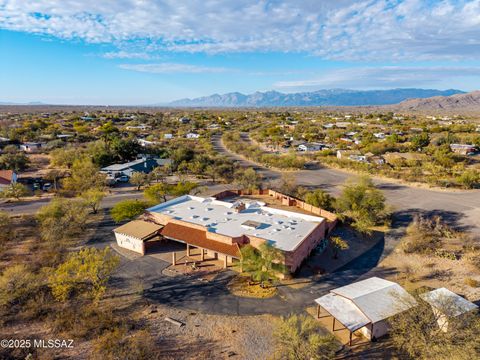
left=315, top=277, right=416, bottom=345
left=113, top=220, right=163, bottom=255
left=420, top=287, right=479, bottom=332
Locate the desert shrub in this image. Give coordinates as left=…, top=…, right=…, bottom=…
left=401, top=215, right=456, bottom=254
left=464, top=277, right=480, bottom=288
left=0, top=264, right=41, bottom=308
left=274, top=314, right=338, bottom=360
left=52, top=304, right=121, bottom=340
left=93, top=328, right=161, bottom=360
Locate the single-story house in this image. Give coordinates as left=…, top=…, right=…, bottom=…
left=113, top=220, right=163, bottom=255
left=137, top=138, right=159, bottom=147
left=101, top=157, right=172, bottom=177
left=297, top=142, right=325, bottom=152
left=20, top=142, right=43, bottom=153
left=0, top=170, right=17, bottom=189
left=315, top=277, right=416, bottom=344
left=449, top=144, right=477, bottom=155
left=420, top=287, right=479, bottom=332
left=117, top=194, right=330, bottom=272
left=164, top=133, right=174, bottom=139
left=186, top=132, right=200, bottom=139
left=179, top=117, right=191, bottom=124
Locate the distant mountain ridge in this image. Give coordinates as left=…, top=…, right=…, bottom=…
left=395, top=90, right=480, bottom=112
left=169, top=88, right=464, bottom=107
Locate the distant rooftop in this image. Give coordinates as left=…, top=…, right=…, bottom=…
left=147, top=195, right=325, bottom=251
left=420, top=287, right=478, bottom=317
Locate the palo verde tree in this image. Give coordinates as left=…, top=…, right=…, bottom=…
left=48, top=247, right=120, bottom=302
left=110, top=199, right=149, bottom=223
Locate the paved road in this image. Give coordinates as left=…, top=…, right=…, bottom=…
left=212, top=134, right=480, bottom=238
left=0, top=189, right=144, bottom=215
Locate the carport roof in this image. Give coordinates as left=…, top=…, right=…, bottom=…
left=315, top=293, right=371, bottom=332
left=113, top=220, right=163, bottom=240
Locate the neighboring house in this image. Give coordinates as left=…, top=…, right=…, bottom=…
left=297, top=142, right=325, bottom=152
left=0, top=170, right=17, bottom=189
left=185, top=132, right=200, bottom=139
left=101, top=157, right=172, bottom=177
left=450, top=143, right=477, bottom=155
left=57, top=134, right=74, bottom=140
left=137, top=138, right=159, bottom=147
left=337, top=150, right=361, bottom=160
left=116, top=194, right=330, bottom=272
left=420, top=288, right=478, bottom=332
left=373, top=132, right=386, bottom=139
left=179, top=117, right=191, bottom=124
left=349, top=154, right=367, bottom=162
left=314, top=277, right=416, bottom=345
left=80, top=116, right=94, bottom=121
left=164, top=133, right=174, bottom=139
left=126, top=124, right=151, bottom=131
left=20, top=142, right=43, bottom=153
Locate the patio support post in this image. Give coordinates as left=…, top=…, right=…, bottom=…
left=223, top=255, right=228, bottom=268
left=317, top=305, right=320, bottom=318
left=200, top=248, right=205, bottom=261
left=187, top=244, right=190, bottom=256
left=349, top=331, right=353, bottom=346
left=332, top=318, right=335, bottom=331
left=172, top=251, right=176, bottom=266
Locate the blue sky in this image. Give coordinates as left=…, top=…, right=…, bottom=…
left=1, top=0, right=480, bottom=105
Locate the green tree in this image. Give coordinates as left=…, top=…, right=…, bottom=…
left=239, top=243, right=286, bottom=287
left=411, top=132, right=430, bottom=150
left=0, top=152, right=29, bottom=171
left=456, top=169, right=479, bottom=189
left=329, top=236, right=349, bottom=259
left=144, top=183, right=169, bottom=203
left=0, top=183, right=30, bottom=200
left=129, top=172, right=149, bottom=191
left=48, top=247, right=120, bottom=302
left=274, top=314, right=338, bottom=360
left=44, top=169, right=64, bottom=191
left=278, top=172, right=298, bottom=196
left=62, top=158, right=106, bottom=193
left=234, top=168, right=262, bottom=191
left=110, top=199, right=148, bottom=222
left=80, top=188, right=106, bottom=214
left=335, top=176, right=388, bottom=234
left=36, top=198, right=89, bottom=243
left=304, top=189, right=335, bottom=211
left=50, top=147, right=79, bottom=169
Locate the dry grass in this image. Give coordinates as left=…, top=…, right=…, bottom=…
left=227, top=275, right=277, bottom=298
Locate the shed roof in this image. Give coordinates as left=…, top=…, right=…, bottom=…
left=113, top=220, right=162, bottom=240
left=420, top=288, right=479, bottom=317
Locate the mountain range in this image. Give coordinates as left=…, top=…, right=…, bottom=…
left=395, top=91, right=480, bottom=112
left=169, top=88, right=464, bottom=107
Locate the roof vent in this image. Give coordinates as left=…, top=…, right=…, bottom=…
left=241, top=220, right=262, bottom=230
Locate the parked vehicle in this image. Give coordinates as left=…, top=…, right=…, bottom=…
left=116, top=175, right=130, bottom=183
left=42, top=183, right=52, bottom=191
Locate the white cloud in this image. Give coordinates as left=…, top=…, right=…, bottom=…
left=274, top=66, right=480, bottom=90
left=1, top=0, right=480, bottom=60
left=102, top=51, right=155, bottom=59
left=119, top=63, right=229, bottom=74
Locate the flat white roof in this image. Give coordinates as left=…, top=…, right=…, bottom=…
left=147, top=195, right=325, bottom=251
left=420, top=288, right=479, bottom=317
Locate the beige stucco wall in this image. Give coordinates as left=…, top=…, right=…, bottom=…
left=114, top=232, right=145, bottom=255
left=359, top=320, right=390, bottom=340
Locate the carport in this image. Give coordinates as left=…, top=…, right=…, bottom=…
left=315, top=293, right=371, bottom=346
